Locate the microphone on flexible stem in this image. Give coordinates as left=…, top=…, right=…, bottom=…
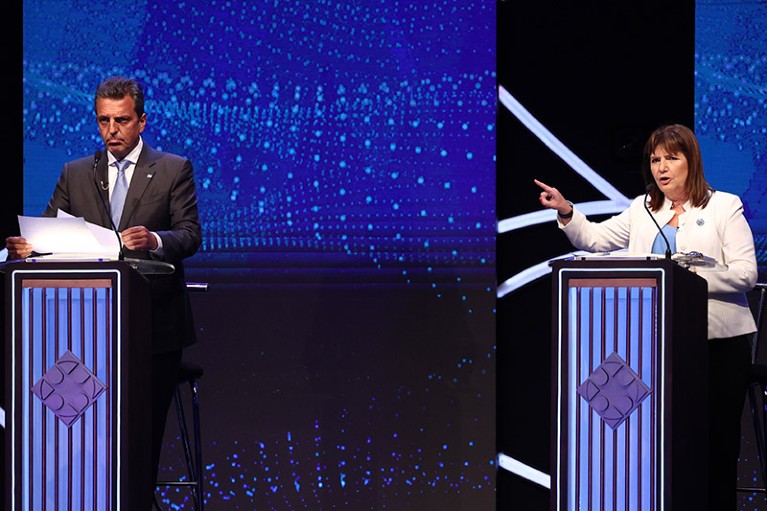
left=643, top=183, right=672, bottom=260
left=93, top=150, right=108, bottom=191
left=92, top=150, right=125, bottom=260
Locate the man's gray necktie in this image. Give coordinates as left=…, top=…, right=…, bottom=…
left=110, top=159, right=130, bottom=228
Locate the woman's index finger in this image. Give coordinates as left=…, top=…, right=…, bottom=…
left=533, top=179, right=552, bottom=192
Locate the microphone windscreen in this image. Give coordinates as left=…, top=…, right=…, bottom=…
left=93, top=150, right=102, bottom=162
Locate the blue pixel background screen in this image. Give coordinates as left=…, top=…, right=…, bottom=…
left=695, top=1, right=767, bottom=279
left=23, top=1, right=495, bottom=280
left=22, top=1, right=496, bottom=510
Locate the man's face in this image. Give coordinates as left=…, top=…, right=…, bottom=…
left=95, top=96, right=146, bottom=160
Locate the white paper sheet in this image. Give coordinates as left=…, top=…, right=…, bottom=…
left=56, top=210, right=122, bottom=254
left=18, top=212, right=120, bottom=260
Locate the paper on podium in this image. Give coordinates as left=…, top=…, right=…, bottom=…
left=18, top=211, right=121, bottom=260
left=571, top=251, right=663, bottom=261
left=671, top=251, right=728, bottom=271
left=567, top=249, right=727, bottom=271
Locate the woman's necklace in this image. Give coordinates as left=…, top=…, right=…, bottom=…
left=669, top=199, right=685, bottom=227
left=670, top=198, right=686, bottom=209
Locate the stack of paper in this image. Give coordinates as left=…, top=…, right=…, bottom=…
left=18, top=210, right=121, bottom=261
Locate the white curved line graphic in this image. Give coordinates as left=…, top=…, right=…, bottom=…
left=497, top=85, right=632, bottom=215
left=497, top=85, right=633, bottom=294
left=497, top=452, right=551, bottom=489
left=496, top=251, right=589, bottom=298
left=498, top=200, right=632, bottom=234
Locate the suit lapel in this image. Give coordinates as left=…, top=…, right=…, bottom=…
left=94, top=159, right=113, bottom=228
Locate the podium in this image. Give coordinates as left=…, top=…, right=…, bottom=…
left=1, top=260, right=152, bottom=511
left=550, top=258, right=708, bottom=511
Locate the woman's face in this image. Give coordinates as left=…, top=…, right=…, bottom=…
left=650, top=143, right=689, bottom=202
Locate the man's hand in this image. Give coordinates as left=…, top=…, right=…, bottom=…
left=120, top=226, right=159, bottom=251
left=5, top=236, right=33, bottom=260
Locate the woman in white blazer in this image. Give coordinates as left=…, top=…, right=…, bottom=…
left=535, top=124, right=757, bottom=509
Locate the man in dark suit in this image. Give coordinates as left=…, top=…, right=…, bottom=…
left=5, top=76, right=202, bottom=508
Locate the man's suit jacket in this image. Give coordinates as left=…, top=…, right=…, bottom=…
left=42, top=144, right=203, bottom=353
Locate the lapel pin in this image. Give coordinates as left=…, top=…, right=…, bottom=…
left=696, top=218, right=705, bottom=226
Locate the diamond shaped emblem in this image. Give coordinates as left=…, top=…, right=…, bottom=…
left=31, top=350, right=107, bottom=427
left=577, top=351, right=651, bottom=430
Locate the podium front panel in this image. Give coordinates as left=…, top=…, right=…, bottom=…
left=7, top=267, right=124, bottom=511
left=554, top=266, right=667, bottom=511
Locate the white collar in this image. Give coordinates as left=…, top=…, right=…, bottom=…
left=107, top=136, right=144, bottom=166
